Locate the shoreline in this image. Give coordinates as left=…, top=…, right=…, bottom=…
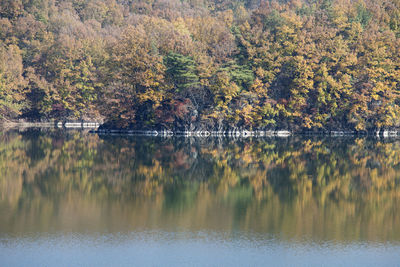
left=2, top=121, right=400, bottom=138
left=0, top=121, right=100, bottom=129
left=93, top=128, right=400, bottom=138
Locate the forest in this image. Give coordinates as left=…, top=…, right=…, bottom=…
left=2, top=0, right=400, bottom=132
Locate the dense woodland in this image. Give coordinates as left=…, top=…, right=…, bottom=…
left=2, top=0, right=400, bottom=131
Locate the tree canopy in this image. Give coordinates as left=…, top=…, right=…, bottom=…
left=2, top=0, right=400, bottom=131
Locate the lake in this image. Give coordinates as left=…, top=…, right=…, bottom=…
left=0, top=129, right=400, bottom=266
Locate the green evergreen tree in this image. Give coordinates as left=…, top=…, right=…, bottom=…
left=164, top=52, right=200, bottom=93
left=219, top=60, right=254, bottom=89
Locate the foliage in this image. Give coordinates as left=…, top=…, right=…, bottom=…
left=164, top=52, right=200, bottom=93
left=0, top=42, right=27, bottom=119
left=1, top=0, right=400, bottom=131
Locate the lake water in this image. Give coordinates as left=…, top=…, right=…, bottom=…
left=1, top=129, right=400, bottom=266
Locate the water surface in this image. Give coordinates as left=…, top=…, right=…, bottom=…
left=0, top=130, right=400, bottom=266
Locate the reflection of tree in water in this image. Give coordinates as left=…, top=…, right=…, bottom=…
left=1, top=130, right=400, bottom=240
left=2, top=131, right=400, bottom=200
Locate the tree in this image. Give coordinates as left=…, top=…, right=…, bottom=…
left=0, top=43, right=27, bottom=120
left=164, top=52, right=200, bottom=93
